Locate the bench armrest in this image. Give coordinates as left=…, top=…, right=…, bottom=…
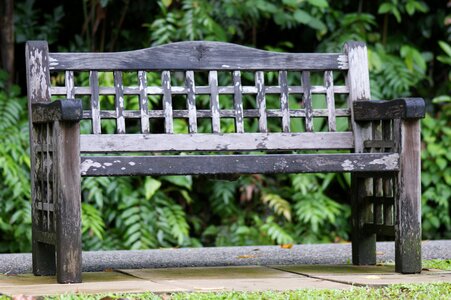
left=353, top=98, right=425, bottom=121
left=31, top=99, right=83, bottom=123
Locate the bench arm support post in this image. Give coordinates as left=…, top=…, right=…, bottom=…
left=395, top=117, right=422, bottom=273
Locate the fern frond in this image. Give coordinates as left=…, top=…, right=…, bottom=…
left=261, top=193, right=292, bottom=221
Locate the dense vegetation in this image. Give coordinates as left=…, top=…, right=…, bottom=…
left=0, top=0, right=449, bottom=252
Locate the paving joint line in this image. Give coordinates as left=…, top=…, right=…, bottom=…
left=264, top=265, right=385, bottom=288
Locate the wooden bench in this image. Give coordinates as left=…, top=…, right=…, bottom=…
left=25, top=40, right=425, bottom=283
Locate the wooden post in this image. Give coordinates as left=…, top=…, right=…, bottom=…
left=344, top=41, right=376, bottom=265
left=395, top=119, right=422, bottom=273
left=54, top=120, right=82, bottom=283
left=26, top=41, right=57, bottom=276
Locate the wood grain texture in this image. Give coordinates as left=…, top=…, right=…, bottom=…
left=162, top=71, right=173, bottom=133
left=54, top=121, right=82, bottom=283
left=26, top=42, right=52, bottom=276
left=80, top=108, right=351, bottom=120
left=233, top=71, right=244, bottom=133
left=48, top=41, right=349, bottom=71
left=395, top=119, right=422, bottom=274
left=113, top=71, right=126, bottom=133
left=209, top=71, right=221, bottom=133
left=65, top=71, right=75, bottom=99
left=80, top=153, right=399, bottom=176
left=80, top=132, right=355, bottom=152
left=353, top=99, right=426, bottom=121
left=185, top=71, right=197, bottom=133
left=324, top=70, right=336, bottom=131
left=279, top=71, right=290, bottom=132
left=302, top=71, right=313, bottom=132
left=345, top=41, right=376, bottom=266
left=137, top=71, right=150, bottom=133
left=89, top=71, right=101, bottom=134
left=255, top=71, right=267, bottom=133
left=50, top=84, right=350, bottom=96
left=31, top=100, right=83, bottom=123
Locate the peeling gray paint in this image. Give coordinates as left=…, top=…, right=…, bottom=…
left=80, top=159, right=102, bottom=175
left=369, top=153, right=399, bottom=170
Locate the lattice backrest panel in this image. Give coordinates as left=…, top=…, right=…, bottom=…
left=47, top=41, right=355, bottom=151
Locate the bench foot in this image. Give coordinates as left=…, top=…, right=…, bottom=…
left=351, top=174, right=376, bottom=265
left=32, top=242, right=56, bottom=276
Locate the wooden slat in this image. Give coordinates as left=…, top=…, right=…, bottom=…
left=255, top=71, right=267, bottom=133
left=50, top=85, right=350, bottom=96
left=89, top=71, right=101, bottom=134
left=80, top=153, right=399, bottom=176
left=81, top=108, right=351, bottom=120
left=80, top=132, right=355, bottom=152
left=48, top=41, right=349, bottom=71
left=373, top=177, right=383, bottom=224
left=113, top=71, right=126, bottom=133
left=279, top=71, right=290, bottom=132
left=185, top=71, right=197, bottom=133
left=324, top=70, right=336, bottom=131
left=162, top=71, right=173, bottom=133
left=363, top=224, right=395, bottom=237
left=36, top=202, right=55, bottom=212
left=209, top=71, right=221, bottom=133
left=33, top=229, right=56, bottom=245
left=65, top=71, right=75, bottom=99
left=137, top=71, right=150, bottom=133
left=364, top=140, right=395, bottom=149
left=233, top=71, right=244, bottom=133
left=302, top=71, right=313, bottom=132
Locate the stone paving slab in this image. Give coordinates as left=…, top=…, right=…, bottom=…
left=0, top=272, right=188, bottom=296
left=272, top=265, right=451, bottom=287
left=116, top=266, right=351, bottom=292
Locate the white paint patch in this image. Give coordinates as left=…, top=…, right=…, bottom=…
left=221, top=64, right=230, bottom=68
left=103, top=163, right=113, bottom=167
left=128, top=162, right=136, bottom=166
left=369, top=153, right=399, bottom=170
left=121, top=167, right=126, bottom=170
left=342, top=160, right=354, bottom=171
left=80, top=159, right=102, bottom=175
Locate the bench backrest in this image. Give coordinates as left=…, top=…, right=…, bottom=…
left=26, top=41, right=371, bottom=175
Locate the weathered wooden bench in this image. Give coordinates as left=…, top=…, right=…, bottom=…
left=26, top=40, right=425, bottom=283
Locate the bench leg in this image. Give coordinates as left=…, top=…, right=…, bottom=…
left=32, top=241, right=56, bottom=276
left=54, top=121, right=82, bottom=283
left=351, top=174, right=376, bottom=265
left=395, top=119, right=422, bottom=273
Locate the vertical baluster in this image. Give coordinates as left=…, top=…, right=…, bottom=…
left=324, top=71, right=336, bottom=132
left=302, top=71, right=313, bottom=132
left=65, top=71, right=75, bottom=99
left=233, top=71, right=244, bottom=133
left=46, top=123, right=51, bottom=231
left=255, top=71, right=267, bottom=133
left=209, top=71, right=221, bottom=133
left=186, top=71, right=197, bottom=133
left=113, top=71, right=126, bottom=134
left=138, top=71, right=150, bottom=133
left=162, top=71, right=173, bottom=133
left=90, top=71, right=101, bottom=134
left=279, top=71, right=290, bottom=132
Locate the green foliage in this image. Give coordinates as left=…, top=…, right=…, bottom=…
left=0, top=71, right=31, bottom=252
left=1, top=0, right=449, bottom=252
